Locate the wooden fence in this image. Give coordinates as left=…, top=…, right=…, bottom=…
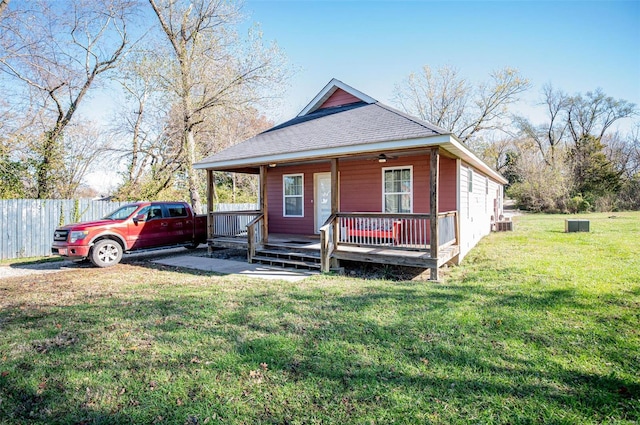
left=0, top=199, right=130, bottom=260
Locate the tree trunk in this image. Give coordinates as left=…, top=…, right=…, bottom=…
left=185, top=128, right=202, bottom=214
left=0, top=0, right=9, bottom=16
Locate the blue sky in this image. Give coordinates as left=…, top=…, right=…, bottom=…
left=242, top=0, right=640, bottom=128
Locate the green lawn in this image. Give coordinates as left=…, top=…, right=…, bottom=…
left=1, top=212, right=638, bottom=424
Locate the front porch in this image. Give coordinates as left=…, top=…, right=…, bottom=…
left=206, top=209, right=460, bottom=279
left=204, top=147, right=458, bottom=280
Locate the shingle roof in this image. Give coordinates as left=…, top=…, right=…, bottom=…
left=195, top=101, right=451, bottom=167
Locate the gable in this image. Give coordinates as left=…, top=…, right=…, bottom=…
left=298, top=78, right=376, bottom=116
left=318, top=88, right=362, bottom=109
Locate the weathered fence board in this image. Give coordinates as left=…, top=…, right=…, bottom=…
left=0, top=200, right=258, bottom=260
left=0, top=199, right=129, bottom=260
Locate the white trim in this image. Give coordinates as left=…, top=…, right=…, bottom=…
left=298, top=78, right=377, bottom=116
left=382, top=165, right=413, bottom=213
left=283, top=173, right=304, bottom=217
left=313, top=172, right=332, bottom=233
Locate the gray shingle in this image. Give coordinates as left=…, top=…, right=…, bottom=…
left=196, top=102, right=451, bottom=166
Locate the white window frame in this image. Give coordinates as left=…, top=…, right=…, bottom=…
left=283, top=173, right=304, bottom=217
left=381, top=166, right=413, bottom=213
left=468, top=169, right=473, bottom=193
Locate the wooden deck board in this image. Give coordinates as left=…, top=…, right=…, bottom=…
left=209, top=233, right=458, bottom=270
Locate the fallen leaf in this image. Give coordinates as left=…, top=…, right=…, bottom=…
left=260, top=362, right=268, bottom=371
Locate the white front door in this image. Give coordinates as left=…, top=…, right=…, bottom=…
left=314, top=172, right=332, bottom=233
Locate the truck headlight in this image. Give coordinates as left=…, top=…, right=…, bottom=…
left=69, top=231, right=89, bottom=243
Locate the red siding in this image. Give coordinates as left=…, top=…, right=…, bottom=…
left=266, top=154, right=458, bottom=236
left=318, top=88, right=361, bottom=109
left=340, top=154, right=457, bottom=213
left=267, top=163, right=329, bottom=234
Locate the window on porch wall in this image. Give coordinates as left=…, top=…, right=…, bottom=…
left=283, top=174, right=304, bottom=217
left=383, top=167, right=412, bottom=213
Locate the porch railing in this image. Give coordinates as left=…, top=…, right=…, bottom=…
left=319, top=214, right=336, bottom=272
left=437, top=211, right=457, bottom=248
left=209, top=210, right=262, bottom=238
left=336, top=212, right=458, bottom=249
left=320, top=211, right=458, bottom=272
left=246, top=213, right=265, bottom=263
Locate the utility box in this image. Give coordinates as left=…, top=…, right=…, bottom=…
left=565, top=219, right=590, bottom=232
left=496, top=221, right=514, bottom=231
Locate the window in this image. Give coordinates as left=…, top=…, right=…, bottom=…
left=283, top=174, right=304, bottom=217
left=383, top=167, right=412, bottom=213
left=150, top=207, right=163, bottom=219
left=468, top=169, right=473, bottom=192
left=166, top=204, right=187, bottom=218
left=104, top=205, right=138, bottom=220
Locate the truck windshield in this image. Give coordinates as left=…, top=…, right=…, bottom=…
left=103, top=205, right=140, bottom=220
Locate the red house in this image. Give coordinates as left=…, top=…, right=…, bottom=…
left=195, top=79, right=507, bottom=280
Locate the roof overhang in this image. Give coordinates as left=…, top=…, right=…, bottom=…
left=194, top=134, right=508, bottom=185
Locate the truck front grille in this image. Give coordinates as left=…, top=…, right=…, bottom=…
left=53, top=230, right=69, bottom=242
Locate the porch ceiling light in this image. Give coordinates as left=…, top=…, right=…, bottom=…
left=378, top=154, right=387, bottom=163
left=268, top=163, right=277, bottom=168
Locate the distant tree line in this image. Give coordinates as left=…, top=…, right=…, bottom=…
left=395, top=66, right=638, bottom=212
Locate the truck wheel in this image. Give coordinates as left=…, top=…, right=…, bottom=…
left=90, top=239, right=123, bottom=267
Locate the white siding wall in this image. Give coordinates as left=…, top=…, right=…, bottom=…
left=457, top=163, right=504, bottom=261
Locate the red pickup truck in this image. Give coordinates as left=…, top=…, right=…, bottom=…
left=52, top=201, right=207, bottom=267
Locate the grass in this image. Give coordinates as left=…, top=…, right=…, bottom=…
left=0, top=212, right=638, bottom=424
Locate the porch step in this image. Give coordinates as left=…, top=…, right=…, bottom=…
left=252, top=248, right=321, bottom=270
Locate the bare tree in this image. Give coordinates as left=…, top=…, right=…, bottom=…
left=199, top=105, right=272, bottom=202
left=147, top=0, right=289, bottom=213
left=566, top=88, right=637, bottom=144
left=57, top=122, right=111, bottom=198
left=394, top=65, right=530, bottom=144
left=514, top=84, right=569, bottom=167
left=0, top=0, right=133, bottom=198
left=109, top=50, right=184, bottom=200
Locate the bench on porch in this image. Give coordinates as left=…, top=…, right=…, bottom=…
left=345, top=218, right=402, bottom=245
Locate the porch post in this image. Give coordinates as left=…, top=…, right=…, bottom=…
left=330, top=158, right=340, bottom=269
left=429, top=147, right=440, bottom=281
left=330, top=158, right=339, bottom=214
left=260, top=165, right=269, bottom=243
left=206, top=169, right=214, bottom=255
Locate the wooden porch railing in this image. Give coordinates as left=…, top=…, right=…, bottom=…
left=319, top=214, right=337, bottom=272
left=208, top=210, right=262, bottom=238
left=319, top=211, right=458, bottom=272
left=246, top=213, right=264, bottom=263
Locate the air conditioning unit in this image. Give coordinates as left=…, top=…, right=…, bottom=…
left=565, top=219, right=590, bottom=232
left=495, top=220, right=513, bottom=231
